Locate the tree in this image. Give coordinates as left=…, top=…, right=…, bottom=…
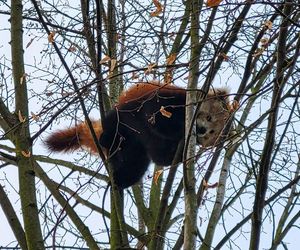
left=0, top=0, right=300, bottom=249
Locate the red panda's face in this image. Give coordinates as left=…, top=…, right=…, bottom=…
left=196, top=90, right=230, bottom=147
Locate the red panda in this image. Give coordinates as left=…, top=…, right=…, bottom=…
left=45, top=82, right=230, bottom=189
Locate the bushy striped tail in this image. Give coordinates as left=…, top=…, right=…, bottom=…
left=45, top=120, right=103, bottom=154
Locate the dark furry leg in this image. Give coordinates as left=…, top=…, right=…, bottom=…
left=146, top=137, right=182, bottom=166
left=111, top=137, right=150, bottom=189
left=100, top=129, right=150, bottom=189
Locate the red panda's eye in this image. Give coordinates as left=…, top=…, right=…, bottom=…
left=206, top=115, right=212, bottom=122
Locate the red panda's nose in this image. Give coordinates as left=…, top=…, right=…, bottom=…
left=197, top=126, right=207, bottom=135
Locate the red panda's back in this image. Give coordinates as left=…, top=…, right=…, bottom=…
left=117, top=82, right=185, bottom=106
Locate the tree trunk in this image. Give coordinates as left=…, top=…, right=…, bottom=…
left=11, top=1, right=44, bottom=249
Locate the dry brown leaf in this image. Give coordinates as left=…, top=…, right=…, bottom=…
left=253, top=47, right=265, bottom=57
left=203, top=180, right=218, bottom=190
left=131, top=72, right=139, bottom=80
left=18, top=110, right=26, bottom=123
left=153, top=0, right=162, bottom=8
left=231, top=100, right=240, bottom=112
left=154, top=169, right=163, bottom=185
left=110, top=59, right=117, bottom=72
left=150, top=9, right=162, bottom=17
left=160, top=106, right=172, bottom=118
left=164, top=71, right=173, bottom=85
left=107, top=71, right=113, bottom=79
left=260, top=37, right=269, bottom=47
left=144, top=63, right=157, bottom=75
left=150, top=0, right=163, bottom=17
left=21, top=150, right=31, bottom=158
left=207, top=182, right=219, bottom=189
left=48, top=32, right=56, bottom=43
left=20, top=73, right=27, bottom=85
left=99, top=55, right=111, bottom=64
left=166, top=53, right=176, bottom=65
left=206, top=0, right=223, bottom=7
left=219, top=52, right=229, bottom=61
left=31, top=112, right=40, bottom=121
left=264, top=20, right=273, bottom=30
left=68, top=46, right=77, bottom=52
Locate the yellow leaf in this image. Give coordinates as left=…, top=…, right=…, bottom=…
left=18, top=110, right=26, bottom=123
left=154, top=169, right=163, bottom=184
left=166, top=53, right=176, bottom=65
left=160, top=106, right=172, bottom=118
left=206, top=0, right=223, bottom=7
left=21, top=150, right=31, bottom=158
left=48, top=31, right=56, bottom=43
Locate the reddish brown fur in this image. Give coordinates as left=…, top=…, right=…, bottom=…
left=45, top=121, right=103, bottom=154
left=117, top=82, right=185, bottom=105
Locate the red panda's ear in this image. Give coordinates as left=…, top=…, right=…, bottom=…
left=196, top=87, right=230, bottom=103
left=213, top=87, right=229, bottom=97
left=206, top=87, right=230, bottom=101
left=207, top=88, right=231, bottom=110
